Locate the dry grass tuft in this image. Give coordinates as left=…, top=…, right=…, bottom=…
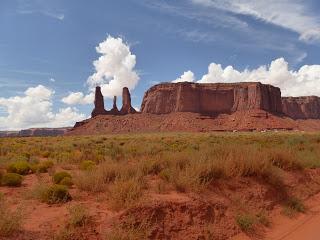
left=68, top=204, right=90, bottom=227
left=0, top=199, right=23, bottom=237
left=108, top=177, right=145, bottom=210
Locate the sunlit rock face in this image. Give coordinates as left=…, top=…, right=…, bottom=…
left=141, top=82, right=283, bottom=115
left=282, top=96, right=320, bottom=119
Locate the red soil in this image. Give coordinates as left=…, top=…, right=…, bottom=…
left=67, top=111, right=320, bottom=135
left=2, top=169, right=320, bottom=240
left=233, top=192, right=320, bottom=240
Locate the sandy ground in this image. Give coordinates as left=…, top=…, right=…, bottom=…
left=2, top=167, right=320, bottom=239
left=233, top=192, right=320, bottom=240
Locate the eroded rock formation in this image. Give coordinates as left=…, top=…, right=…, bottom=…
left=91, top=86, right=108, bottom=117
left=282, top=96, right=320, bottom=119
left=141, top=82, right=283, bottom=115
left=110, top=96, right=120, bottom=115
left=71, top=82, right=320, bottom=134
left=91, top=86, right=136, bottom=118
left=120, top=87, right=137, bottom=114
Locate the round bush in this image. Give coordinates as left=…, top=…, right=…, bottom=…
left=80, top=161, right=96, bottom=171
left=42, top=184, right=72, bottom=204
left=1, top=173, right=23, bottom=187
left=60, top=177, right=73, bottom=187
left=53, top=171, right=72, bottom=184
left=7, top=161, right=31, bottom=175
left=36, top=160, right=54, bottom=173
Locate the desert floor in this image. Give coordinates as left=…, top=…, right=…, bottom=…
left=1, top=132, right=320, bottom=239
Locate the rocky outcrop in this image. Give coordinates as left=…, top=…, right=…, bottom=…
left=282, top=96, right=320, bottom=119
left=110, top=96, right=120, bottom=115
left=141, top=82, right=283, bottom=115
left=91, top=86, right=136, bottom=118
left=120, top=87, right=137, bottom=114
left=91, top=86, right=108, bottom=117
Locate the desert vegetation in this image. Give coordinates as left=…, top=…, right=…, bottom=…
left=0, top=132, right=320, bottom=239
left=0, top=195, right=23, bottom=237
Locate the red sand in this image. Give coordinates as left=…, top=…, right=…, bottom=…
left=233, top=192, right=320, bottom=240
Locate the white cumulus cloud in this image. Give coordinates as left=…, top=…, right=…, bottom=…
left=176, top=58, right=320, bottom=97
left=172, top=71, right=195, bottom=83
left=63, top=36, right=140, bottom=105
left=62, top=92, right=94, bottom=105
left=0, top=85, right=86, bottom=130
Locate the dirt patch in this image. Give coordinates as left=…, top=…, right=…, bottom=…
left=113, top=199, right=237, bottom=240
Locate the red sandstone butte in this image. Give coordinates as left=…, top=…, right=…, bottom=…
left=141, top=82, right=283, bottom=114
left=282, top=96, right=320, bottom=119
left=120, top=87, right=137, bottom=114
left=91, top=86, right=107, bottom=117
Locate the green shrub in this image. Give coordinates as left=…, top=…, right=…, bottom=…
left=7, top=161, right=31, bottom=175
left=30, top=164, right=38, bottom=174
left=41, top=184, right=72, bottom=204
left=236, top=214, right=255, bottom=231
left=60, top=177, right=73, bottom=187
left=1, top=173, right=23, bottom=187
left=283, top=197, right=305, bottom=217
left=256, top=211, right=270, bottom=227
left=286, top=197, right=305, bottom=212
left=53, top=171, right=72, bottom=184
left=37, top=160, right=54, bottom=173
left=80, top=160, right=96, bottom=171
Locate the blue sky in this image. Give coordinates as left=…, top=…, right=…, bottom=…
left=1, top=0, right=320, bottom=130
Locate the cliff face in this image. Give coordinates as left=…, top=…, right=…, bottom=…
left=91, top=86, right=107, bottom=117
left=282, top=96, right=320, bottom=119
left=141, top=82, right=283, bottom=114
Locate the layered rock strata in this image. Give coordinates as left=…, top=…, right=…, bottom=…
left=141, top=82, right=283, bottom=115
left=282, top=96, right=320, bottom=119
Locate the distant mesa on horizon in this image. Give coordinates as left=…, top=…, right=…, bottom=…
left=67, top=81, right=320, bottom=135
left=0, top=127, right=71, bottom=138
